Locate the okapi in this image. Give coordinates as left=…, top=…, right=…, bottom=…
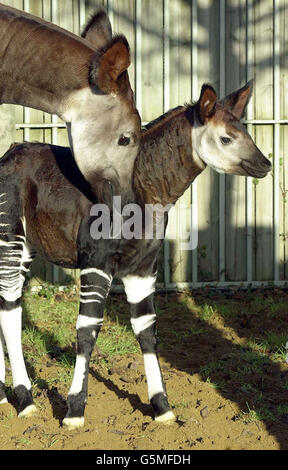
left=0, top=5, right=141, bottom=194
left=0, top=81, right=271, bottom=429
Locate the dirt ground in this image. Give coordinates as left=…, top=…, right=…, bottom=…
left=1, top=288, right=288, bottom=451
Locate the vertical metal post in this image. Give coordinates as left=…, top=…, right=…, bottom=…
left=107, top=0, right=114, bottom=30
left=135, top=0, right=142, bottom=116
left=246, top=0, right=253, bottom=282
left=23, top=0, right=30, bottom=144
left=219, top=0, right=226, bottom=282
left=191, top=0, right=198, bottom=284
left=273, top=0, right=280, bottom=281
left=79, top=0, right=86, bottom=32
left=163, top=0, right=170, bottom=288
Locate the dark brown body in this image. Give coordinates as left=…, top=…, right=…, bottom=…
left=0, top=144, right=88, bottom=267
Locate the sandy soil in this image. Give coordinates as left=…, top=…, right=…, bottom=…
left=1, top=290, right=288, bottom=451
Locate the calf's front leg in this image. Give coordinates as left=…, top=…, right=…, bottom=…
left=63, top=268, right=112, bottom=430
left=123, top=275, right=176, bottom=423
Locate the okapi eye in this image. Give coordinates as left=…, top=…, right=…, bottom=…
left=220, top=136, right=232, bottom=145
left=118, top=134, right=130, bottom=146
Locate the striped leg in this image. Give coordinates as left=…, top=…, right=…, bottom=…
left=0, top=327, right=7, bottom=404
left=63, top=268, right=112, bottom=430
left=122, top=275, right=176, bottom=423
left=0, top=207, right=36, bottom=416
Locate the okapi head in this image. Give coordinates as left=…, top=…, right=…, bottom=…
left=189, top=80, right=271, bottom=177
left=0, top=6, right=141, bottom=193
left=65, top=11, right=141, bottom=192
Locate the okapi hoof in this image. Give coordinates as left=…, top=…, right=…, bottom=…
left=14, top=385, right=36, bottom=418
left=18, top=404, right=38, bottom=418
left=62, top=416, right=85, bottom=431
left=155, top=410, right=176, bottom=424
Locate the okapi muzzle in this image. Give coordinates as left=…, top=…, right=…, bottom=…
left=240, top=143, right=272, bottom=178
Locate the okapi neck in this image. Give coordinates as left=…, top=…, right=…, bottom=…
left=0, top=5, right=94, bottom=115
left=133, top=110, right=204, bottom=207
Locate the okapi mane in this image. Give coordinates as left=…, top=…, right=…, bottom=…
left=50, top=146, right=97, bottom=204
left=142, top=106, right=184, bottom=134
left=184, top=101, right=197, bottom=126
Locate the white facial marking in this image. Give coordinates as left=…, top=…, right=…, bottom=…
left=122, top=275, right=156, bottom=304
left=192, top=118, right=245, bottom=174
left=64, top=87, right=139, bottom=187
left=131, top=314, right=156, bottom=336
left=143, top=353, right=165, bottom=400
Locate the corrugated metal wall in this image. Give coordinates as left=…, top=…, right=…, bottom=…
left=0, top=0, right=288, bottom=289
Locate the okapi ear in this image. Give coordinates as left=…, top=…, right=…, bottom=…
left=90, top=35, right=131, bottom=95
left=81, top=10, right=112, bottom=49
left=197, top=84, right=217, bottom=123
left=220, top=80, right=253, bottom=120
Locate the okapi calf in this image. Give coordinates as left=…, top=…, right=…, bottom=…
left=0, top=81, right=271, bottom=429
left=0, top=5, right=140, bottom=194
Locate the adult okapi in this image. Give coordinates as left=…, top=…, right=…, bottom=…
left=0, top=81, right=271, bottom=429
left=0, top=4, right=141, bottom=194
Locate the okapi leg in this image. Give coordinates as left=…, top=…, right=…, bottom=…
left=0, top=306, right=36, bottom=417
left=129, top=294, right=175, bottom=423
left=63, top=268, right=112, bottom=430
left=0, top=200, right=36, bottom=417
left=0, top=327, right=7, bottom=403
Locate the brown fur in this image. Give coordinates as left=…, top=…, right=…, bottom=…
left=0, top=5, right=133, bottom=114
left=134, top=109, right=204, bottom=206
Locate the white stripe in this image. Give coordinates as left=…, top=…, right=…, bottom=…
left=0, top=328, right=5, bottom=383
left=68, top=354, right=86, bottom=395
left=0, top=307, right=31, bottom=389
left=131, top=314, right=156, bottom=336
left=0, top=243, right=32, bottom=302
left=143, top=353, right=165, bottom=400
left=79, top=298, right=101, bottom=304
left=80, top=291, right=104, bottom=299
left=122, top=275, right=156, bottom=304
left=76, top=315, right=103, bottom=329
left=80, top=268, right=112, bottom=282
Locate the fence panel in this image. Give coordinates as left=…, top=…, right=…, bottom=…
left=0, top=0, right=287, bottom=289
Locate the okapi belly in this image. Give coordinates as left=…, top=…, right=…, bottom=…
left=26, top=210, right=78, bottom=268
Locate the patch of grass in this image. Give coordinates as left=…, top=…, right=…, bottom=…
left=97, top=317, right=139, bottom=360
left=199, top=304, right=215, bottom=321
left=22, top=326, right=48, bottom=361
left=205, top=376, right=226, bottom=392
left=248, top=332, right=288, bottom=363
left=240, top=402, right=276, bottom=424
